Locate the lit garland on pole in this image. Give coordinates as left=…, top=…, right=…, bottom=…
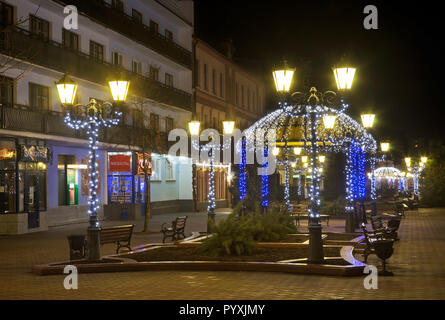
left=238, top=137, right=247, bottom=201
left=284, top=156, right=290, bottom=211
left=207, top=148, right=216, bottom=215
left=261, top=146, right=269, bottom=208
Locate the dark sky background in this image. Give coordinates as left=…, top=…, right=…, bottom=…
left=194, top=0, right=443, bottom=161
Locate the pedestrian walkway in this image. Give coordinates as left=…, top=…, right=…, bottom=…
left=0, top=208, right=444, bottom=299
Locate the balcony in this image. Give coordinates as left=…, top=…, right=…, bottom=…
left=54, top=0, right=192, bottom=68
left=0, top=104, right=171, bottom=150
left=1, top=26, right=191, bottom=111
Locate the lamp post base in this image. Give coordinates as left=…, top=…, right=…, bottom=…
left=308, top=224, right=324, bottom=263
left=207, top=211, right=216, bottom=234
left=345, top=212, right=356, bottom=233
left=87, top=227, right=101, bottom=261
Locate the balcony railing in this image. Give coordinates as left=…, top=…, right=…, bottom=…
left=1, top=26, right=191, bottom=111
left=0, top=104, right=172, bottom=150
left=54, top=0, right=192, bottom=68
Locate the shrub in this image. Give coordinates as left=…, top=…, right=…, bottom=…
left=196, top=214, right=257, bottom=256
left=197, top=207, right=297, bottom=256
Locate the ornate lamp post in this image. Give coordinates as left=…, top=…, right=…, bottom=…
left=188, top=119, right=235, bottom=233
left=56, top=73, right=129, bottom=261
left=404, top=156, right=427, bottom=201
left=272, top=60, right=357, bottom=261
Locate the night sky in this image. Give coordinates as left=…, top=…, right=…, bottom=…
left=195, top=0, right=443, bottom=160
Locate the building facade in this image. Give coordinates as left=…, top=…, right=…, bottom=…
left=194, top=39, right=265, bottom=210
left=0, top=0, right=194, bottom=234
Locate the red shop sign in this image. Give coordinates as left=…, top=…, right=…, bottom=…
left=109, top=154, right=131, bottom=172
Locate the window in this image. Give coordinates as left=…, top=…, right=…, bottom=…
left=132, top=60, right=142, bottom=74
left=0, top=76, right=14, bottom=107
left=194, top=59, right=200, bottom=87
left=149, top=66, right=159, bottom=81
left=219, top=73, right=223, bottom=97
left=62, top=29, right=79, bottom=51
left=149, top=20, right=159, bottom=34
left=112, top=51, right=123, bottom=67
left=150, top=113, right=159, bottom=132
left=165, top=117, right=173, bottom=133
left=212, top=69, right=216, bottom=94
left=165, top=73, right=173, bottom=87
left=132, top=9, right=142, bottom=23
left=241, top=85, right=244, bottom=107
left=0, top=2, right=14, bottom=26
left=29, top=83, right=50, bottom=111
left=151, top=158, right=161, bottom=181
left=30, top=15, right=50, bottom=41
left=165, top=29, right=173, bottom=41
left=203, top=64, right=208, bottom=91
left=112, top=0, right=124, bottom=11
left=247, top=88, right=250, bottom=109
left=235, top=82, right=239, bottom=105
left=165, top=159, right=175, bottom=181
left=89, top=41, right=104, bottom=61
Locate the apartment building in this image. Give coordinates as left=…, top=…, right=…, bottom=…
left=194, top=39, right=266, bottom=210
left=0, top=0, right=194, bottom=234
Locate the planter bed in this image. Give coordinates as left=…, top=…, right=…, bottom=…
left=119, top=245, right=342, bottom=263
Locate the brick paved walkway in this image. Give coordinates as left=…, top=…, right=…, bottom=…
left=1, top=208, right=444, bottom=299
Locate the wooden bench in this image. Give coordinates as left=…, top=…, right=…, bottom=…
left=161, top=216, right=188, bottom=243
left=360, top=222, right=385, bottom=263
left=100, top=224, right=134, bottom=254
left=290, top=203, right=330, bottom=226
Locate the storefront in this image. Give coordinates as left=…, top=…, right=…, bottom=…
left=0, top=138, right=49, bottom=234
left=196, top=162, right=231, bottom=210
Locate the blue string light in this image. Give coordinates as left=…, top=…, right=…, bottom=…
left=261, top=147, right=269, bottom=207
left=238, top=137, right=247, bottom=201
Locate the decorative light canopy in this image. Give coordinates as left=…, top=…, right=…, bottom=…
left=222, top=120, right=235, bottom=135
left=272, top=61, right=295, bottom=93
left=56, top=73, right=78, bottom=105
left=323, top=115, right=336, bottom=129
left=188, top=120, right=200, bottom=136
left=333, top=67, right=356, bottom=90
left=380, top=142, right=390, bottom=152
left=361, top=114, right=375, bottom=128
left=108, top=79, right=130, bottom=102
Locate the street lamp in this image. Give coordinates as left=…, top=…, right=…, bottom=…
left=57, top=73, right=129, bottom=261
left=380, top=142, right=390, bottom=152
left=333, top=66, right=356, bottom=90
left=361, top=114, right=375, bottom=128
left=272, top=61, right=295, bottom=93
left=405, top=157, right=411, bottom=168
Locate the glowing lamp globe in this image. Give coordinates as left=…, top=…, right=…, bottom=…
left=272, top=62, right=295, bottom=93
left=293, top=147, right=302, bottom=155
left=301, top=156, right=308, bottom=163
left=319, top=155, right=326, bottom=163
left=188, top=120, right=200, bottom=136
left=421, top=156, right=428, bottom=164
left=272, top=148, right=280, bottom=156
left=361, top=114, right=375, bottom=128
left=291, top=162, right=296, bottom=168
left=222, top=120, right=235, bottom=135
left=323, top=115, right=336, bottom=129
left=56, top=74, right=78, bottom=105
left=380, top=142, right=390, bottom=152
left=405, top=157, right=411, bottom=167
left=333, top=67, right=356, bottom=90
left=109, top=80, right=130, bottom=102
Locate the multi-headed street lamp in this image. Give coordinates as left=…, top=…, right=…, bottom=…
left=56, top=73, right=129, bottom=261
left=188, top=119, right=235, bottom=233
left=404, top=156, right=428, bottom=200
left=272, top=60, right=357, bottom=262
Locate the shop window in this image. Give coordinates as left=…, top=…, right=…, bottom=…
left=108, top=152, right=133, bottom=204
left=57, top=155, right=78, bottom=206
left=151, top=158, right=161, bottom=181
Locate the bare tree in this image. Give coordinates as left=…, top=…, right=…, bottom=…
left=0, top=5, right=40, bottom=83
